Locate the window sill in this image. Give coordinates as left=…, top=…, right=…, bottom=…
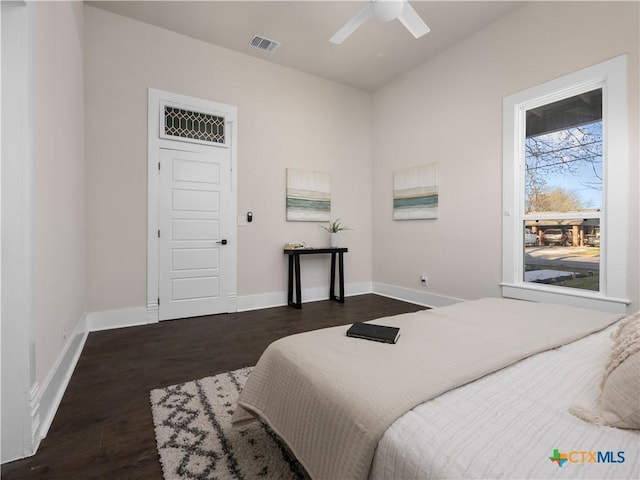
left=500, top=282, right=629, bottom=314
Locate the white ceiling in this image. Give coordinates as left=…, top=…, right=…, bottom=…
left=87, top=0, right=524, bottom=91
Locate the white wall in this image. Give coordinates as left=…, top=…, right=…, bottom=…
left=372, top=1, right=640, bottom=312
left=84, top=6, right=373, bottom=313
left=2, top=0, right=87, bottom=462
left=32, top=0, right=86, bottom=386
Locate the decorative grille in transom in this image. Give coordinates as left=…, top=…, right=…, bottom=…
left=163, top=106, right=225, bottom=144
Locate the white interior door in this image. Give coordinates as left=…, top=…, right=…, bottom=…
left=158, top=147, right=234, bottom=320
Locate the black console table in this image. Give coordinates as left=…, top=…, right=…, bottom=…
left=284, top=248, right=348, bottom=309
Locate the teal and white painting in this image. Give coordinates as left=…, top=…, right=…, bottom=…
left=393, top=163, right=439, bottom=220
left=286, top=168, right=331, bottom=221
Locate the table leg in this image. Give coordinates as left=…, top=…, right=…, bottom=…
left=338, top=251, right=345, bottom=303
left=294, top=254, right=302, bottom=309
left=330, top=252, right=336, bottom=300
left=287, top=255, right=294, bottom=307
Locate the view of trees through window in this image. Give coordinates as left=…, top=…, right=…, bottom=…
left=522, top=89, right=602, bottom=292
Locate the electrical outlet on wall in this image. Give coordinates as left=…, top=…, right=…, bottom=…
left=420, top=274, right=429, bottom=286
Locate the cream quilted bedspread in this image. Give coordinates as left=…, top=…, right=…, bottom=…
left=232, top=298, right=622, bottom=480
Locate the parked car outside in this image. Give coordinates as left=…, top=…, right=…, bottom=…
left=585, top=233, right=600, bottom=247
left=543, top=228, right=568, bottom=246
left=524, top=228, right=539, bottom=246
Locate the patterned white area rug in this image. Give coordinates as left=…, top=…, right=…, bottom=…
left=150, top=367, right=309, bottom=480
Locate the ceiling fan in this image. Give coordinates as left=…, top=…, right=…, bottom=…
left=330, top=0, right=430, bottom=44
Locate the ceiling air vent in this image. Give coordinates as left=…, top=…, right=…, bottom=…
left=249, top=35, right=280, bottom=54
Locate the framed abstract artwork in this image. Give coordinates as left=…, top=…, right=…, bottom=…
left=286, top=168, right=331, bottom=221
left=393, top=163, right=439, bottom=220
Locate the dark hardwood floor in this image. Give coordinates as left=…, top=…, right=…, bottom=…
left=1, top=294, right=425, bottom=480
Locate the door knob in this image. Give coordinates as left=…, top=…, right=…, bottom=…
left=217, top=239, right=228, bottom=245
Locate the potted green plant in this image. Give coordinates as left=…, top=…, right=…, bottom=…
left=320, top=219, right=352, bottom=248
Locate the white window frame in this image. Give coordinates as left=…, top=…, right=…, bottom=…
left=502, top=55, right=629, bottom=313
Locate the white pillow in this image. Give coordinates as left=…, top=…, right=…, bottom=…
left=571, top=312, right=640, bottom=429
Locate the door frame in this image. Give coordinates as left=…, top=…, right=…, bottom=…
left=147, top=88, right=238, bottom=322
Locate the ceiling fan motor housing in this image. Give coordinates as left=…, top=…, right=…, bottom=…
left=373, top=0, right=405, bottom=22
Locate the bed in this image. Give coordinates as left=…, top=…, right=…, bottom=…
left=232, top=298, right=639, bottom=479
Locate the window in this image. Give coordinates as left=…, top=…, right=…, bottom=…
left=523, top=89, right=602, bottom=292
left=159, top=102, right=227, bottom=146
left=502, top=56, right=629, bottom=312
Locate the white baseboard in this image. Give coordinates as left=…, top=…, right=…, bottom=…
left=32, top=306, right=151, bottom=448
left=372, top=282, right=463, bottom=308
left=78, top=282, right=374, bottom=327
left=237, top=291, right=287, bottom=311
left=84, top=282, right=448, bottom=324
left=33, top=314, right=88, bottom=444
left=86, top=306, right=150, bottom=331
left=236, top=281, right=373, bottom=312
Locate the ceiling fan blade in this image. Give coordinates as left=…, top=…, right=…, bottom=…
left=397, top=2, right=430, bottom=38
left=329, top=3, right=375, bottom=44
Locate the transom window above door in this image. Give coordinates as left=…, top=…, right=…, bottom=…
left=160, top=102, right=227, bottom=146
